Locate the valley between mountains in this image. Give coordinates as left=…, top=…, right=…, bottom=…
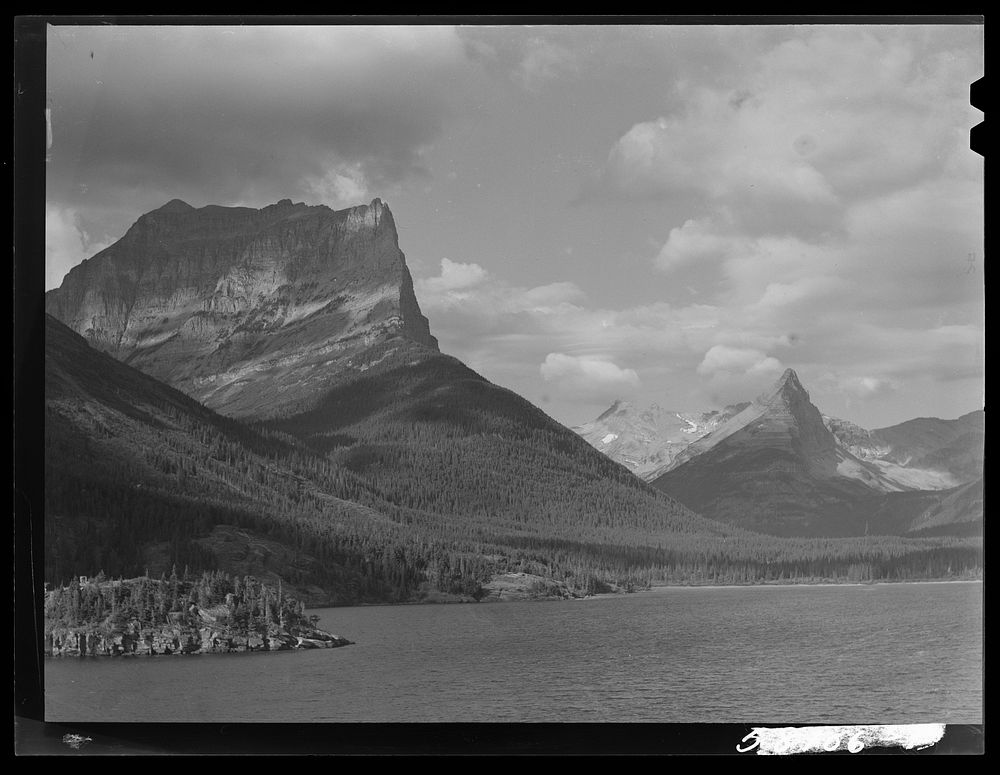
left=44, top=198, right=983, bottom=606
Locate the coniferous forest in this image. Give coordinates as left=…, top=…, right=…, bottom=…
left=44, top=569, right=352, bottom=657
left=47, top=570, right=306, bottom=634
left=44, top=316, right=983, bottom=606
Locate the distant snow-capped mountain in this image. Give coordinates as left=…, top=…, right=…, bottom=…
left=576, top=369, right=983, bottom=537
left=572, top=400, right=749, bottom=481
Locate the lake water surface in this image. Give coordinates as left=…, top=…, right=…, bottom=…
left=45, top=581, right=983, bottom=723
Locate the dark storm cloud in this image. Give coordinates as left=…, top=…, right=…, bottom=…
left=47, top=25, right=470, bottom=213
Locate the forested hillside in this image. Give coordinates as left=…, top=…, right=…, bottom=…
left=45, top=313, right=983, bottom=603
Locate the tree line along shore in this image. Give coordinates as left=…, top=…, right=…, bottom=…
left=44, top=570, right=351, bottom=657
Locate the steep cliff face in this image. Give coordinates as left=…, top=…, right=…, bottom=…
left=824, top=411, right=984, bottom=491
left=823, top=416, right=891, bottom=460
left=46, top=198, right=438, bottom=418
left=871, top=411, right=985, bottom=485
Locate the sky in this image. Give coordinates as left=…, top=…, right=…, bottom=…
left=45, top=22, right=984, bottom=430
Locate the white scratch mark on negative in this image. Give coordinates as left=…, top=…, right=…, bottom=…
left=744, top=724, right=945, bottom=755
left=62, top=733, right=93, bottom=750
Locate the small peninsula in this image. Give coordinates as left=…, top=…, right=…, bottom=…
left=44, top=571, right=351, bottom=657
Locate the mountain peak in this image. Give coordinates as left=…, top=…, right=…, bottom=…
left=757, top=367, right=808, bottom=406
left=154, top=198, right=195, bottom=214
left=596, top=399, right=632, bottom=421
left=777, top=368, right=802, bottom=389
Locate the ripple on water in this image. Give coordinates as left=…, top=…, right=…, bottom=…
left=45, top=581, right=983, bottom=723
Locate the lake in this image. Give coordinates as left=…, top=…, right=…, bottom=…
left=44, top=580, right=982, bottom=723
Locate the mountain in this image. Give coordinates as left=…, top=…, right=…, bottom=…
left=45, top=198, right=437, bottom=419
left=908, top=478, right=984, bottom=536
left=649, top=370, right=985, bottom=536
left=44, top=312, right=982, bottom=591
left=47, top=307, right=763, bottom=599
left=649, top=369, right=953, bottom=536
left=45, top=199, right=983, bottom=590
left=44, top=200, right=751, bottom=599
left=858, top=478, right=984, bottom=538
left=44, top=313, right=398, bottom=604
left=824, top=411, right=985, bottom=490
left=573, top=400, right=749, bottom=480
left=663, top=369, right=874, bottom=479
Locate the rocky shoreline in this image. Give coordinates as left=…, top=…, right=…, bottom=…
left=46, top=621, right=352, bottom=657
left=44, top=573, right=353, bottom=658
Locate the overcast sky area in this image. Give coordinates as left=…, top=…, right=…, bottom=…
left=46, top=22, right=984, bottom=430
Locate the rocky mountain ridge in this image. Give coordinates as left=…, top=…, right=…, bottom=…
left=573, top=400, right=749, bottom=481
left=581, top=372, right=983, bottom=498
left=45, top=195, right=982, bottom=581
left=824, top=410, right=984, bottom=490
left=46, top=198, right=437, bottom=419
left=648, top=369, right=983, bottom=536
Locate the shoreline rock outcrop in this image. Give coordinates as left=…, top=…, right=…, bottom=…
left=44, top=573, right=352, bottom=658
left=45, top=621, right=352, bottom=657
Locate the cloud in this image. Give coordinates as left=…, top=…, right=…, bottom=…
left=697, top=345, right=782, bottom=378
left=42, top=25, right=982, bottom=430
left=304, top=161, right=371, bottom=210
left=417, top=258, right=491, bottom=296
left=751, top=276, right=850, bottom=313
left=595, top=26, right=981, bottom=238
left=598, top=92, right=841, bottom=237
left=457, top=27, right=588, bottom=93
left=427, top=27, right=981, bottom=426
left=45, top=204, right=112, bottom=290
left=46, top=25, right=470, bottom=221
left=414, top=249, right=981, bottom=422
left=515, top=37, right=579, bottom=92
left=656, top=219, right=746, bottom=272
left=838, top=375, right=899, bottom=400
left=540, top=353, right=640, bottom=401
left=696, top=345, right=785, bottom=403
left=414, top=259, right=715, bottom=410
left=620, top=30, right=983, bottom=410
left=416, top=259, right=586, bottom=317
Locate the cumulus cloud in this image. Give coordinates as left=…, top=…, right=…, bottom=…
left=602, top=27, right=983, bottom=376
left=417, top=258, right=491, bottom=296
left=697, top=345, right=782, bottom=378
left=42, top=25, right=982, bottom=429
left=540, top=353, right=640, bottom=401
left=416, top=259, right=584, bottom=314
left=575, top=26, right=984, bottom=423
left=46, top=204, right=112, bottom=290
left=838, top=375, right=899, bottom=399
left=696, top=345, right=785, bottom=403
left=414, top=259, right=722, bottom=411
left=597, top=27, right=980, bottom=237
left=656, top=218, right=746, bottom=272
left=453, top=27, right=979, bottom=425
left=304, top=161, right=372, bottom=210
